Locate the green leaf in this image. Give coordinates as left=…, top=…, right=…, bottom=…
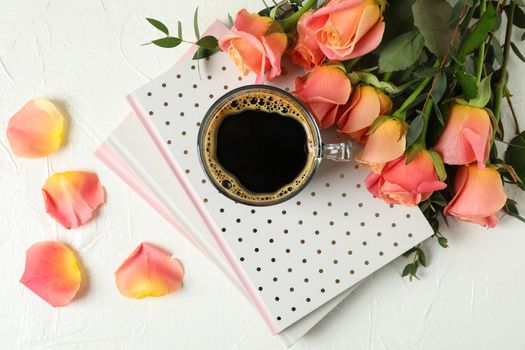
left=402, top=263, right=416, bottom=277
left=349, top=72, right=417, bottom=95
left=431, top=71, right=447, bottom=103
left=405, top=143, right=425, bottom=164
left=504, top=199, right=525, bottom=223
left=194, top=7, right=200, bottom=39
left=379, top=29, right=425, bottom=72
left=428, top=150, right=447, bottom=181
left=412, top=0, right=454, bottom=58
left=146, top=18, right=169, bottom=35
left=193, top=46, right=219, bottom=60
left=196, top=35, right=219, bottom=49
left=432, top=98, right=444, bottom=125
left=418, top=249, right=428, bottom=267
left=492, top=37, right=504, bottom=65
left=177, top=21, right=183, bottom=40
left=507, top=5, right=525, bottom=28
left=437, top=236, right=449, bottom=248
left=228, top=13, right=234, bottom=28
left=456, top=67, right=479, bottom=99
left=511, top=0, right=525, bottom=6
left=505, top=131, right=525, bottom=183
left=457, top=4, right=498, bottom=63
left=406, top=114, right=424, bottom=147
left=511, top=42, right=525, bottom=62
left=152, top=37, right=182, bottom=48
left=469, top=74, right=492, bottom=107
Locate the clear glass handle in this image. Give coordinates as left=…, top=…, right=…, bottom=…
left=322, top=142, right=353, bottom=161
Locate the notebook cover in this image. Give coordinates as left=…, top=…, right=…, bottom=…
left=126, top=21, right=435, bottom=333
left=95, top=112, right=357, bottom=346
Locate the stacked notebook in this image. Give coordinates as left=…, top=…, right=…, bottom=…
left=96, top=21, right=434, bottom=346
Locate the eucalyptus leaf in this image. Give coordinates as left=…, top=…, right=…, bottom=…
left=429, top=149, right=447, bottom=181
left=431, top=71, right=447, bottom=103
left=504, top=199, right=525, bottom=223
left=146, top=18, right=169, bottom=35
left=194, top=7, right=200, bottom=39
left=511, top=42, right=525, bottom=62
left=406, top=114, right=424, bottom=147
left=418, top=249, right=428, bottom=267
left=511, top=0, right=525, bottom=6
left=412, top=0, right=454, bottom=58
left=152, top=37, right=182, bottom=48
left=506, top=4, right=525, bottom=28
left=437, top=236, right=449, bottom=248
left=432, top=98, right=445, bottom=125
left=379, top=29, right=425, bottom=72
left=492, top=37, right=504, bottom=64
left=177, top=21, right=183, bottom=40
left=193, top=46, right=219, bottom=60
left=196, top=35, right=219, bottom=49
left=505, top=131, right=525, bottom=183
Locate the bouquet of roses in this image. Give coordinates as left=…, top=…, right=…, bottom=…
left=146, top=0, right=525, bottom=278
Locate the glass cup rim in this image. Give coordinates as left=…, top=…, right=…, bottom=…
left=197, top=84, right=323, bottom=206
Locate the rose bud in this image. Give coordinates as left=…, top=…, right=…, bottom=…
left=293, top=65, right=352, bottom=129
left=219, top=9, right=287, bottom=83
left=302, top=0, right=386, bottom=61
left=433, top=104, right=493, bottom=167
left=444, top=164, right=506, bottom=228
left=337, top=84, right=393, bottom=143
left=290, top=10, right=326, bottom=72
left=355, top=118, right=407, bottom=173
left=365, top=150, right=447, bottom=206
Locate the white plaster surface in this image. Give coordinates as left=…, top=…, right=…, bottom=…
left=1, top=1, right=524, bottom=349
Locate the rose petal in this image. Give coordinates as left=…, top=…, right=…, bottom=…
left=6, top=99, right=64, bottom=158
left=115, top=243, right=184, bottom=299
left=42, top=171, right=106, bottom=229
left=20, top=241, right=81, bottom=307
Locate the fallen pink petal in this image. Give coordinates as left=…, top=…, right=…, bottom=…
left=42, top=171, right=106, bottom=229
left=20, top=241, right=81, bottom=307
left=115, top=243, right=184, bottom=299
left=6, top=99, right=65, bottom=158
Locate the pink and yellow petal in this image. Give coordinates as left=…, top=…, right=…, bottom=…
left=6, top=99, right=64, bottom=158
left=115, top=243, right=184, bottom=299
left=42, top=171, right=106, bottom=229
left=20, top=241, right=81, bottom=307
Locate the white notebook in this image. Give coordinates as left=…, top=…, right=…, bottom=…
left=96, top=112, right=357, bottom=346
left=125, top=24, right=435, bottom=333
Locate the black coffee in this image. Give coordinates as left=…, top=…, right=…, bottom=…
left=199, top=87, right=320, bottom=205
left=216, top=110, right=308, bottom=193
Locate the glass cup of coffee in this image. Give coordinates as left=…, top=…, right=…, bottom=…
left=197, top=85, right=352, bottom=206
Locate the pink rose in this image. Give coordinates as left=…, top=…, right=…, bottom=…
left=337, top=84, right=393, bottom=143
left=290, top=10, right=326, bottom=71
left=302, top=0, right=386, bottom=61
left=219, top=9, right=288, bottom=83
left=293, top=65, right=352, bottom=129
left=355, top=118, right=407, bottom=173
left=365, top=150, right=447, bottom=206
left=433, top=104, right=493, bottom=167
left=444, top=164, right=507, bottom=228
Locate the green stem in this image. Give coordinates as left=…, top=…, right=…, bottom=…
left=504, top=85, right=521, bottom=134
left=476, top=0, right=487, bottom=83
left=343, top=57, right=361, bottom=72
left=493, top=3, right=515, bottom=142
left=393, top=60, right=440, bottom=120
left=382, top=71, right=393, bottom=82
left=278, top=0, right=317, bottom=32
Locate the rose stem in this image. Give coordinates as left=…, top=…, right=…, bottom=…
left=493, top=2, right=515, bottom=143
left=279, top=0, right=317, bottom=32
left=475, top=0, right=487, bottom=83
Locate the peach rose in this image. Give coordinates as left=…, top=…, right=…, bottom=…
left=293, top=65, right=352, bottom=129
left=433, top=104, right=493, bottom=167
left=365, top=150, right=447, bottom=206
left=290, top=10, right=326, bottom=71
left=302, top=0, right=386, bottom=61
left=337, top=84, right=393, bottom=143
left=219, top=9, right=288, bottom=83
left=444, top=164, right=506, bottom=228
left=355, top=118, right=407, bottom=173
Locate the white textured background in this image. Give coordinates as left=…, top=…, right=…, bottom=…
left=1, top=1, right=524, bottom=349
